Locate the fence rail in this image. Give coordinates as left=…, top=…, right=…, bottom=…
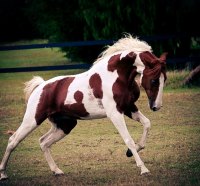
left=0, top=64, right=91, bottom=73
left=0, top=34, right=188, bottom=51
left=0, top=40, right=114, bottom=51
left=0, top=35, right=199, bottom=73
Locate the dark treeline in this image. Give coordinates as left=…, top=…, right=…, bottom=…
left=0, top=0, right=199, bottom=63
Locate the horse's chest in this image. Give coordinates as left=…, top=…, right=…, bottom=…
left=112, top=81, right=140, bottom=113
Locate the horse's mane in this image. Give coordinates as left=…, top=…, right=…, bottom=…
left=94, top=34, right=152, bottom=64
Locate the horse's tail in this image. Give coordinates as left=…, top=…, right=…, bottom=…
left=24, top=76, right=44, bottom=103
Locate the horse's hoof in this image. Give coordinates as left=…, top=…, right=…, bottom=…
left=53, top=172, right=64, bottom=177
left=141, top=167, right=150, bottom=176
left=141, top=171, right=151, bottom=177
left=141, top=170, right=150, bottom=175
left=53, top=169, right=64, bottom=176
left=126, top=148, right=133, bottom=157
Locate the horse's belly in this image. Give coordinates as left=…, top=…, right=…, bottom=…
left=81, top=99, right=107, bottom=119
left=81, top=112, right=106, bottom=120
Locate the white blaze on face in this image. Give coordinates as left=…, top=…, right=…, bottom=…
left=139, top=73, right=143, bottom=86
left=153, top=73, right=165, bottom=110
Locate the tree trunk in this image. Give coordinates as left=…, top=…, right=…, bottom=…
left=183, top=65, right=200, bottom=85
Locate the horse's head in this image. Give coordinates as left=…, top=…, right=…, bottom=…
left=139, top=51, right=167, bottom=111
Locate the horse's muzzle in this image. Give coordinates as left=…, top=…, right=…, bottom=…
left=149, top=99, right=162, bottom=111
left=152, top=106, right=160, bottom=111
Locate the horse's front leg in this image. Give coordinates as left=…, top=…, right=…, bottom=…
left=108, top=110, right=150, bottom=175
left=126, top=110, right=151, bottom=157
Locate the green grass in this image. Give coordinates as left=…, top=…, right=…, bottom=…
left=165, top=70, right=189, bottom=89
left=0, top=41, right=200, bottom=185
left=0, top=48, right=69, bottom=68
left=0, top=77, right=199, bottom=185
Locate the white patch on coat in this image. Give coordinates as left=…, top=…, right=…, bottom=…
left=64, top=57, right=119, bottom=119
left=134, top=52, right=145, bottom=74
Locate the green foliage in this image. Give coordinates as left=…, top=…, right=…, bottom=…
left=24, top=0, right=159, bottom=62
left=0, top=0, right=38, bottom=41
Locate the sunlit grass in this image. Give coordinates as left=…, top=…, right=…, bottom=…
left=0, top=48, right=69, bottom=68
left=165, top=70, right=190, bottom=89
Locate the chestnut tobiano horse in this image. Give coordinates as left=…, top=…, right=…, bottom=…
left=0, top=35, right=167, bottom=180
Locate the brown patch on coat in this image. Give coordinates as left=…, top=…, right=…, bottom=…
left=64, top=90, right=89, bottom=118
left=107, top=52, right=140, bottom=113
left=74, top=90, right=84, bottom=103
left=89, top=73, right=103, bottom=99
left=49, top=113, right=77, bottom=134
left=35, top=77, right=89, bottom=125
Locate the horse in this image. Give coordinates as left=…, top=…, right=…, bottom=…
left=0, top=34, right=167, bottom=180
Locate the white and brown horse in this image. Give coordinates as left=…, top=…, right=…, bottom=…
left=0, top=35, right=167, bottom=180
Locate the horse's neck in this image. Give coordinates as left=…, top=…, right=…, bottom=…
left=89, top=58, right=108, bottom=72
left=132, top=54, right=145, bottom=74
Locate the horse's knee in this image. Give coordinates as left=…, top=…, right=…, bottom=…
left=143, top=118, right=151, bottom=130
left=125, top=138, right=137, bottom=149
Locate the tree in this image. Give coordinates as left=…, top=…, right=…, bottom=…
left=2, top=0, right=199, bottom=64
left=183, top=65, right=200, bottom=86
left=0, top=0, right=39, bottom=42
left=25, top=0, right=158, bottom=63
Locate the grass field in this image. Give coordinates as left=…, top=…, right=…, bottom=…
left=0, top=45, right=200, bottom=185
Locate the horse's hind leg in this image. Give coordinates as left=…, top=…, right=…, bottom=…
left=0, top=113, right=39, bottom=180
left=39, top=125, right=55, bottom=144
left=39, top=116, right=77, bottom=175
left=39, top=125, right=66, bottom=175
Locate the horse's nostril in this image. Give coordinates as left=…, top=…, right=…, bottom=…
left=152, top=107, right=157, bottom=111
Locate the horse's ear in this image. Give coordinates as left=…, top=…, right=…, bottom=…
left=159, top=52, right=168, bottom=62
left=140, top=51, right=157, bottom=67
left=140, top=51, right=166, bottom=67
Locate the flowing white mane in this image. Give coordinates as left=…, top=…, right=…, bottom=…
left=94, top=34, right=152, bottom=63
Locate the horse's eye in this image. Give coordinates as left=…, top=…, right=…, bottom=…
left=151, top=79, right=159, bottom=86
